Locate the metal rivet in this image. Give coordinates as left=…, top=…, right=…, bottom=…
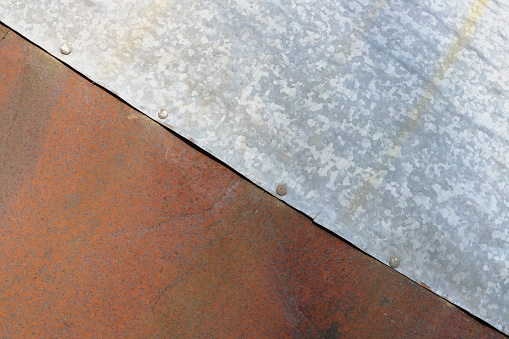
left=276, top=184, right=287, bottom=196
left=389, top=257, right=401, bottom=268
left=60, top=43, right=72, bottom=55
left=158, top=109, right=168, bottom=119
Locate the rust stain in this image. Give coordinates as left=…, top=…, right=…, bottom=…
left=0, top=23, right=506, bottom=338
left=421, top=282, right=432, bottom=290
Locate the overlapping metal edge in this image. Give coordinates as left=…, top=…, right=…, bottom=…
left=1, top=0, right=508, bottom=333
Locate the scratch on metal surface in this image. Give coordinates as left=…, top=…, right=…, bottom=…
left=1, top=29, right=506, bottom=336
left=0, top=28, right=9, bottom=42
left=343, top=0, right=491, bottom=219
left=336, top=0, right=388, bottom=62
left=1, top=0, right=508, bottom=333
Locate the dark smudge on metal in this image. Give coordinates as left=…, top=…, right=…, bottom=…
left=0, top=23, right=506, bottom=338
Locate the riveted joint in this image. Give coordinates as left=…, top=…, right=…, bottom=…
left=60, top=43, right=72, bottom=55
left=276, top=184, right=287, bottom=196
left=158, top=109, right=168, bottom=119
left=389, top=257, right=401, bottom=269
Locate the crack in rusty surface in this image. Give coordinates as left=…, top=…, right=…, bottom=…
left=0, top=18, right=506, bottom=339
left=0, top=23, right=10, bottom=42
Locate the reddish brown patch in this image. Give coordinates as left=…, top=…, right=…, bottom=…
left=421, top=282, right=432, bottom=290
left=0, top=23, right=506, bottom=338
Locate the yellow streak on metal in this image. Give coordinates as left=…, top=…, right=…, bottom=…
left=342, top=0, right=491, bottom=220
left=100, top=0, right=173, bottom=77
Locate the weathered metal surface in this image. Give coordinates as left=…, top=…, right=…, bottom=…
left=1, top=1, right=508, bottom=332
left=0, top=25, right=506, bottom=338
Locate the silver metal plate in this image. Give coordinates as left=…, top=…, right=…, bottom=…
left=1, top=0, right=508, bottom=333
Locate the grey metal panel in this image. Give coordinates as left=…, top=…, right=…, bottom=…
left=1, top=0, right=508, bottom=333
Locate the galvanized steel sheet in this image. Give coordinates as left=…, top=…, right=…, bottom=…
left=1, top=0, right=508, bottom=333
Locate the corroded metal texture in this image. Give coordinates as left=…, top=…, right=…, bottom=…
left=1, top=1, right=508, bottom=332
left=0, top=24, right=506, bottom=338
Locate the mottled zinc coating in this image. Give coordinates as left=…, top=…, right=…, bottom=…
left=3, top=26, right=505, bottom=337
left=1, top=0, right=508, bottom=333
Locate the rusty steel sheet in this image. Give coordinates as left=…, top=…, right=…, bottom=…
left=1, top=1, right=509, bottom=333
left=0, top=24, right=507, bottom=338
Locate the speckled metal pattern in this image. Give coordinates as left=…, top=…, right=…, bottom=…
left=0, top=24, right=507, bottom=337
left=1, top=0, right=508, bottom=333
